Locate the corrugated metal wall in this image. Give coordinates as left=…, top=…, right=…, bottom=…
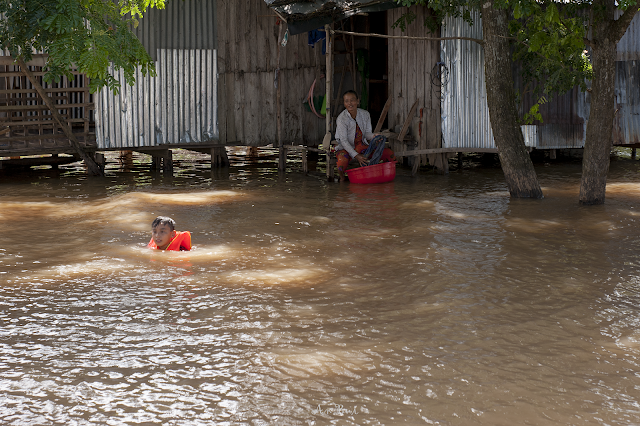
left=440, top=9, right=499, bottom=149
left=442, top=9, right=640, bottom=150
left=132, top=0, right=217, bottom=59
left=97, top=0, right=326, bottom=149
left=513, top=70, right=587, bottom=149
left=95, top=0, right=218, bottom=149
left=95, top=49, right=217, bottom=149
left=216, top=0, right=326, bottom=146
left=614, top=12, right=640, bottom=146
left=617, top=11, right=640, bottom=61
left=387, top=6, right=442, bottom=161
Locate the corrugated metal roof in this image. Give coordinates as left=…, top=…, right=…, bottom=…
left=264, top=0, right=400, bottom=34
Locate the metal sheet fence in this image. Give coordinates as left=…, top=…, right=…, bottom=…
left=95, top=49, right=217, bottom=149
left=440, top=10, right=501, bottom=149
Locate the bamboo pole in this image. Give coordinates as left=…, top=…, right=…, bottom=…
left=331, top=29, right=484, bottom=45
left=325, top=23, right=333, bottom=180
left=277, top=22, right=285, bottom=171
left=15, top=57, right=103, bottom=176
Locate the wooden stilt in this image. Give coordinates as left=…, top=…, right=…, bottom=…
left=211, top=147, right=229, bottom=168
left=279, top=146, right=286, bottom=171
left=325, top=23, right=334, bottom=181
left=457, top=152, right=463, bottom=170
left=411, top=156, right=420, bottom=175
left=276, top=22, right=284, bottom=171
left=162, top=150, right=173, bottom=175
left=94, top=152, right=106, bottom=173
left=632, top=148, right=636, bottom=160
left=438, top=153, right=450, bottom=174
left=119, top=150, right=133, bottom=170
left=302, top=148, right=308, bottom=173
left=151, top=154, right=161, bottom=171
left=550, top=149, right=557, bottom=160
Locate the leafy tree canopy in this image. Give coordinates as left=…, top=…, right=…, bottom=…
left=0, top=0, right=165, bottom=93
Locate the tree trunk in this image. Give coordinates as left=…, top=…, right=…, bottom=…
left=579, top=0, right=619, bottom=205
left=481, top=1, right=543, bottom=198
left=579, top=43, right=616, bottom=205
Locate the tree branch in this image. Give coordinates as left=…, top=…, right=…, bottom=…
left=611, top=6, right=639, bottom=43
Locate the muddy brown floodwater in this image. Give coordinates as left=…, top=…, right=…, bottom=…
left=1, top=151, right=640, bottom=425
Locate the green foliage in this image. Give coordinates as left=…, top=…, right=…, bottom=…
left=510, top=0, right=594, bottom=124
left=0, top=0, right=165, bottom=93
left=395, top=0, right=479, bottom=33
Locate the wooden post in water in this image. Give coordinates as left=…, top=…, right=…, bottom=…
left=277, top=22, right=285, bottom=171
left=94, top=153, right=106, bottom=173
left=211, top=147, right=229, bottom=168
left=162, top=150, right=173, bottom=175
left=302, top=148, right=308, bottom=173
left=325, top=23, right=334, bottom=181
left=151, top=153, right=161, bottom=171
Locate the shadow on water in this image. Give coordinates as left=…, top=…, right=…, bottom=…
left=1, top=152, right=640, bottom=424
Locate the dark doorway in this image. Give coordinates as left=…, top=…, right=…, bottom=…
left=366, top=11, right=388, bottom=130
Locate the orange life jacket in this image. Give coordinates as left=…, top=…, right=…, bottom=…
left=148, top=231, right=192, bottom=251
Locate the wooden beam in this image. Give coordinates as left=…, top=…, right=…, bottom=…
left=396, top=147, right=499, bottom=156
left=397, top=99, right=419, bottom=144
left=374, top=97, right=392, bottom=133
left=0, top=54, right=48, bottom=67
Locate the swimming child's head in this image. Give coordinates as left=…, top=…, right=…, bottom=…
left=151, top=216, right=176, bottom=249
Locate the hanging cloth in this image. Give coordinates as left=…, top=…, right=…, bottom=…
left=361, top=135, right=387, bottom=165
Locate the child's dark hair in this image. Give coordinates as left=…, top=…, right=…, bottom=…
left=151, top=216, right=175, bottom=231
left=343, top=90, right=358, bottom=99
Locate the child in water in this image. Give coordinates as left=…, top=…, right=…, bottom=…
left=148, top=216, right=192, bottom=251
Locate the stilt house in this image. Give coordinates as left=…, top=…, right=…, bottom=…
left=1, top=1, right=638, bottom=172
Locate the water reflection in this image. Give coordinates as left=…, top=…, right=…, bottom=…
left=1, top=155, right=640, bottom=424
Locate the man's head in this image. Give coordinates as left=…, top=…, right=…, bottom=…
left=151, top=216, right=176, bottom=249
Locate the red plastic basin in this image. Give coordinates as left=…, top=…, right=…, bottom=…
left=346, top=161, right=396, bottom=184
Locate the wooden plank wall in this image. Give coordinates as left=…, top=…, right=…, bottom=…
left=387, top=6, right=441, bottom=165
left=216, top=0, right=326, bottom=146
